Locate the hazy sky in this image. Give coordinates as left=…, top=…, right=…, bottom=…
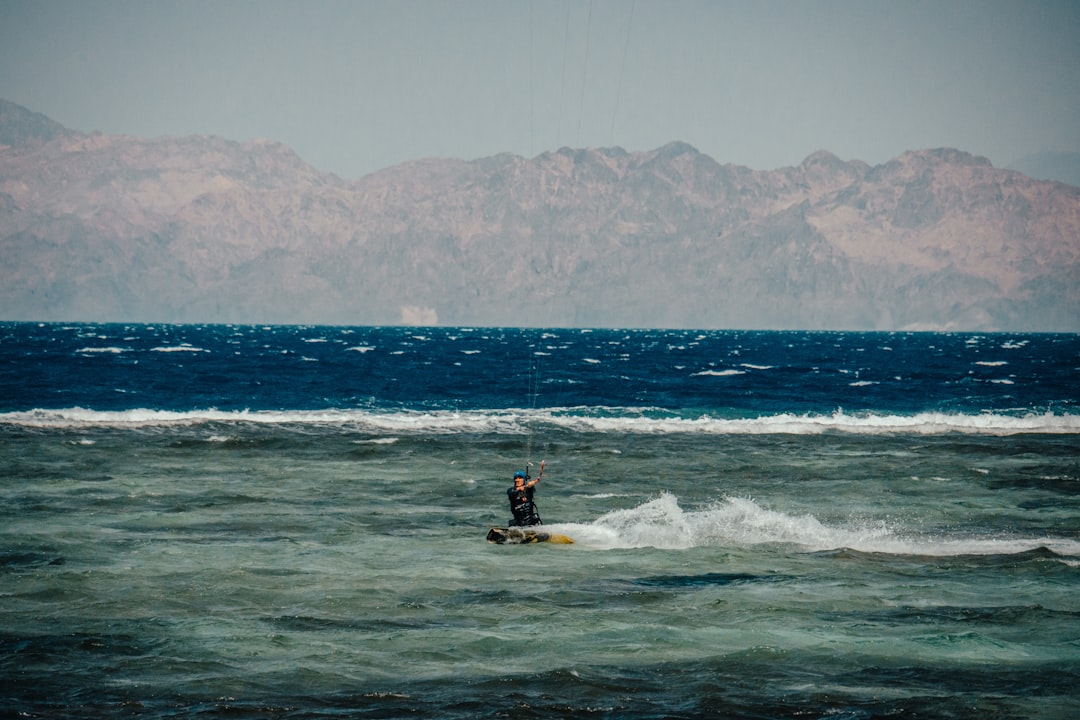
left=2, top=0, right=1078, bottom=179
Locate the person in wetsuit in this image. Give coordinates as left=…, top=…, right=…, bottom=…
left=507, top=469, right=542, bottom=526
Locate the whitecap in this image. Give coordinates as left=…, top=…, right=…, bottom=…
left=151, top=345, right=207, bottom=353
left=3, top=407, right=1077, bottom=437
left=76, top=346, right=129, bottom=354
left=542, top=409, right=1080, bottom=436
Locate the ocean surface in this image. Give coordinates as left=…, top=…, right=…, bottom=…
left=1, top=322, right=1078, bottom=719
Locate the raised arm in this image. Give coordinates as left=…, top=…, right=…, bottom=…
left=526, top=459, right=545, bottom=487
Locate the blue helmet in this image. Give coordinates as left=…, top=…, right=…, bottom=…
left=514, top=470, right=526, bottom=479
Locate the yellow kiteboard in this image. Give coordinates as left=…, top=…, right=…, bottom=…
left=486, top=527, right=574, bottom=545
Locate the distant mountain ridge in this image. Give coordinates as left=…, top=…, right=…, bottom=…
left=1007, top=151, right=1080, bottom=189
left=1, top=100, right=1078, bottom=331
left=0, top=99, right=75, bottom=147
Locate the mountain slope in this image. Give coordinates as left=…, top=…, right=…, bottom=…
left=1, top=101, right=1077, bottom=330
left=1007, top=151, right=1080, bottom=188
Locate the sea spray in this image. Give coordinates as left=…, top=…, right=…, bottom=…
left=555, top=493, right=1080, bottom=556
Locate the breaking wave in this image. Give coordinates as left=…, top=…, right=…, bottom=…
left=556, top=493, right=1080, bottom=557
left=2, top=406, right=1078, bottom=434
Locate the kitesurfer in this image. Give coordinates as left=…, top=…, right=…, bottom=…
left=507, top=469, right=542, bottom=526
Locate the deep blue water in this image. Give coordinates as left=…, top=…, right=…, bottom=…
left=2, top=323, right=1077, bottom=423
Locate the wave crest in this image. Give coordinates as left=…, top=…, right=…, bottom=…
left=557, top=493, right=1080, bottom=557
left=1, top=407, right=1077, bottom=434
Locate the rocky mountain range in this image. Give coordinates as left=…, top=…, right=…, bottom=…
left=1007, top=151, right=1080, bottom=189
left=2, top=98, right=1078, bottom=330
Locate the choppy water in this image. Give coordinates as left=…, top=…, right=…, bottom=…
left=2, top=324, right=1078, bottom=718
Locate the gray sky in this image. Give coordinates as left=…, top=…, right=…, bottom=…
left=2, top=0, right=1078, bottom=179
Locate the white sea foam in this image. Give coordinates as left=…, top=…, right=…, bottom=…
left=76, top=346, right=129, bottom=354
left=2, top=407, right=1078, bottom=435
left=543, top=409, right=1080, bottom=436
left=692, top=369, right=745, bottom=377
left=151, top=345, right=208, bottom=353
left=563, top=493, right=1080, bottom=557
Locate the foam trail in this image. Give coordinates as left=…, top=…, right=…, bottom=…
left=563, top=494, right=1080, bottom=557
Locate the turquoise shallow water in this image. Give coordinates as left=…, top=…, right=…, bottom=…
left=1, top=324, right=1078, bottom=717
left=3, top=426, right=1078, bottom=718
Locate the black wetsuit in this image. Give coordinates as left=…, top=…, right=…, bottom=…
left=507, top=484, right=542, bottom=527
